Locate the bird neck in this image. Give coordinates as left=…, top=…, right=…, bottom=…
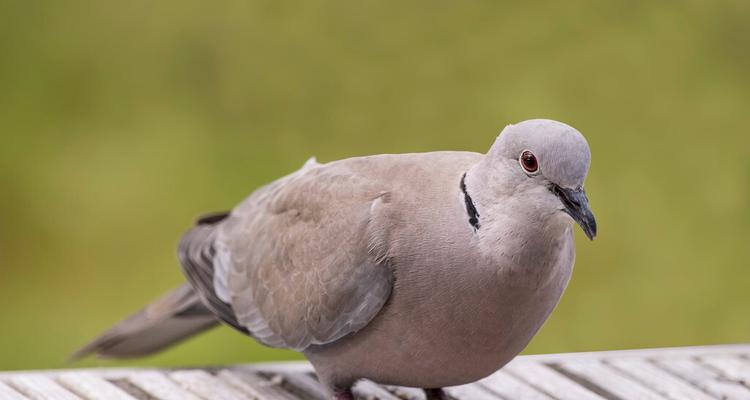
left=463, top=161, right=572, bottom=273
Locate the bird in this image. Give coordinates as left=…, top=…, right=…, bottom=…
left=73, top=119, right=596, bottom=400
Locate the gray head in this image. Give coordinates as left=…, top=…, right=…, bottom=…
left=480, top=119, right=597, bottom=239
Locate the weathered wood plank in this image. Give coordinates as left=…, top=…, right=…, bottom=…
left=653, top=357, right=750, bottom=400
left=57, top=372, right=137, bottom=400
left=605, top=358, right=715, bottom=400
left=6, top=374, right=81, bottom=400
left=0, top=382, right=29, bottom=400
left=218, top=370, right=298, bottom=400
left=126, top=371, right=203, bottom=400
left=2, top=344, right=750, bottom=400
left=443, top=383, right=500, bottom=400
left=558, top=360, right=667, bottom=400
left=518, top=343, right=750, bottom=362
left=479, top=370, right=554, bottom=400
left=504, top=362, right=606, bottom=400
left=170, top=370, right=251, bottom=400
left=242, top=363, right=314, bottom=374
left=699, top=354, right=750, bottom=383
left=277, top=372, right=328, bottom=400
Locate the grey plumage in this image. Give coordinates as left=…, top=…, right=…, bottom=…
left=178, top=214, right=250, bottom=335
left=70, top=283, right=217, bottom=360
left=75, top=119, right=596, bottom=399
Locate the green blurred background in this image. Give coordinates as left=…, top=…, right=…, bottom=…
left=1, top=1, right=749, bottom=371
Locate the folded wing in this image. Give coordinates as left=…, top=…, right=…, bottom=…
left=189, top=159, right=396, bottom=350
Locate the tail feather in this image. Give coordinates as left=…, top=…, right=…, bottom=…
left=71, top=283, right=219, bottom=360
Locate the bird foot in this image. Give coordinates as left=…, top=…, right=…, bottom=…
left=424, top=388, right=449, bottom=400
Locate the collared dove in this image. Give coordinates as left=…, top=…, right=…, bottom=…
left=74, top=119, right=596, bottom=400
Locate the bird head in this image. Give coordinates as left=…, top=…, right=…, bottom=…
left=481, top=119, right=597, bottom=240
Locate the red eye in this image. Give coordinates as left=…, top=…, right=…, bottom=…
left=519, top=150, right=538, bottom=173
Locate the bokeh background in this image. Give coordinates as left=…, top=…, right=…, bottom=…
left=1, top=1, right=749, bottom=371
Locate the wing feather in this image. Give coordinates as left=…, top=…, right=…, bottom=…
left=178, top=213, right=250, bottom=335
left=218, top=159, right=395, bottom=350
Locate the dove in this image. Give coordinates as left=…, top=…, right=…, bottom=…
left=74, top=119, right=596, bottom=400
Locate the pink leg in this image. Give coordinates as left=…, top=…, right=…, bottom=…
left=332, top=387, right=354, bottom=400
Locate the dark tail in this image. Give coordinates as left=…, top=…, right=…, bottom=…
left=71, top=283, right=219, bottom=360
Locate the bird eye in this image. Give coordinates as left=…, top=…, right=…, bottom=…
left=519, top=150, right=538, bottom=174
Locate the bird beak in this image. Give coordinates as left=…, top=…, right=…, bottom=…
left=551, top=184, right=597, bottom=240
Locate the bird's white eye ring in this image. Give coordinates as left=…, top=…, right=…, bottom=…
left=519, top=150, right=539, bottom=174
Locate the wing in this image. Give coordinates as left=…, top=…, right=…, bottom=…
left=178, top=213, right=251, bottom=335
left=215, top=158, right=396, bottom=350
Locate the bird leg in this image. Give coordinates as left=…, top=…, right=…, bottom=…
left=332, top=387, right=354, bottom=400
left=424, top=388, right=449, bottom=400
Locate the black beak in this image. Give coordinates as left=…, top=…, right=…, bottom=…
left=550, top=184, right=597, bottom=240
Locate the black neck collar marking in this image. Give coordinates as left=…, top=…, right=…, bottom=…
left=460, top=173, right=480, bottom=231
